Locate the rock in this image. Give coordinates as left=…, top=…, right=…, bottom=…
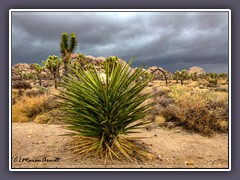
left=95, top=56, right=106, bottom=62
left=42, top=80, right=54, bottom=88
left=13, top=63, right=30, bottom=70
left=85, top=55, right=96, bottom=61
left=187, top=66, right=205, bottom=76
left=185, top=160, right=194, bottom=165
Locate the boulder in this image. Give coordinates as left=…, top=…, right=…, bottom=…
left=187, top=66, right=205, bottom=76
left=13, top=63, right=30, bottom=70
left=95, top=56, right=106, bottom=62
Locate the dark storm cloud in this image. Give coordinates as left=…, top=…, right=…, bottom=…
left=11, top=11, right=229, bottom=73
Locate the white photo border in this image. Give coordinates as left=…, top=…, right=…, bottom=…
left=9, top=9, right=231, bottom=171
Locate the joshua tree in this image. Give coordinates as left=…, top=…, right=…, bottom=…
left=206, top=72, right=219, bottom=87
left=175, top=70, right=187, bottom=85
left=208, top=72, right=218, bottom=79
left=60, top=32, right=77, bottom=76
left=219, top=73, right=228, bottom=80
left=42, top=55, right=62, bottom=89
left=191, top=72, right=197, bottom=81
left=174, top=70, right=181, bottom=83
left=180, top=70, right=188, bottom=85
left=32, top=63, right=44, bottom=86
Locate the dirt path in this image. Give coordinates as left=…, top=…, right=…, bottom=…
left=11, top=122, right=228, bottom=169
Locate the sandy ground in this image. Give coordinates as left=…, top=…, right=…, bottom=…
left=11, top=122, right=229, bottom=169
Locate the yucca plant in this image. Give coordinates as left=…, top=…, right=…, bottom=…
left=105, top=56, right=119, bottom=74
left=57, top=59, right=154, bottom=162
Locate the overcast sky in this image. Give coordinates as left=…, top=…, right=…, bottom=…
left=11, top=11, right=229, bottom=73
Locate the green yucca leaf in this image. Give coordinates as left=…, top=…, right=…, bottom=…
left=58, top=58, right=154, bottom=162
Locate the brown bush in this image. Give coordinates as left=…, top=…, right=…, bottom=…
left=12, top=81, right=32, bottom=90
left=12, top=93, right=59, bottom=122
left=25, top=87, right=48, bottom=97
left=165, top=86, right=228, bottom=136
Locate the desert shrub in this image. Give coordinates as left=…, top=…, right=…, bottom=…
left=22, top=72, right=37, bottom=80
left=25, top=87, right=48, bottom=97
left=34, top=109, right=65, bottom=124
left=166, top=86, right=228, bottom=135
left=214, top=87, right=228, bottom=93
left=12, top=81, right=32, bottom=90
left=12, top=94, right=57, bottom=122
left=214, top=121, right=228, bottom=132
left=57, top=59, right=154, bottom=162
left=198, top=79, right=209, bottom=87
left=150, top=86, right=174, bottom=121
left=12, top=89, right=21, bottom=105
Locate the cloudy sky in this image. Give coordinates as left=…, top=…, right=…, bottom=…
left=11, top=11, right=229, bottom=73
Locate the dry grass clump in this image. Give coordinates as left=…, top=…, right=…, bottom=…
left=154, top=115, right=166, bottom=126
left=12, top=94, right=48, bottom=122
left=12, top=93, right=58, bottom=122
left=12, top=89, right=20, bottom=105
left=214, top=86, right=228, bottom=93
left=12, top=86, right=50, bottom=105
left=34, top=109, right=64, bottom=124
left=12, top=89, right=19, bottom=99
left=166, top=85, right=228, bottom=135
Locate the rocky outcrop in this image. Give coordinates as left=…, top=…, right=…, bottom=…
left=12, top=55, right=176, bottom=87
left=13, top=63, right=30, bottom=70
left=12, top=63, right=35, bottom=80
left=187, top=66, right=205, bottom=76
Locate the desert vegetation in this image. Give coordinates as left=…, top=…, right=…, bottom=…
left=11, top=32, right=229, bottom=168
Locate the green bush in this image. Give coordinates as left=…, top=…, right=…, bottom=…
left=57, top=59, right=154, bottom=162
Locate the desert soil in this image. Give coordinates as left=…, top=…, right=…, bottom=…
left=11, top=122, right=229, bottom=169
